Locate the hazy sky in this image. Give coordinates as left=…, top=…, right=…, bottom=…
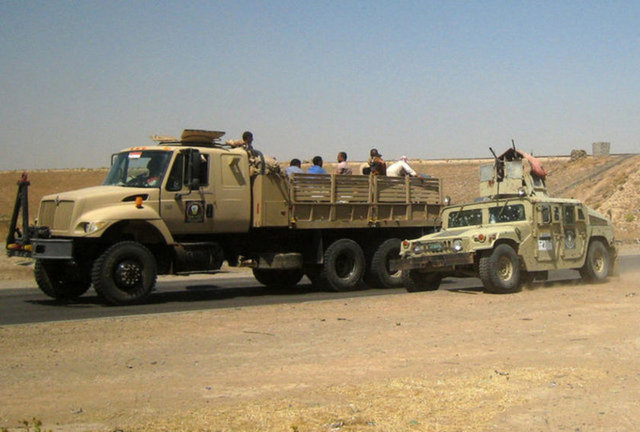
left=1, top=1, right=639, bottom=170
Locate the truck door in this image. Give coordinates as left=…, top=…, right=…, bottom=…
left=160, top=150, right=215, bottom=235
left=561, top=204, right=586, bottom=261
left=534, top=202, right=562, bottom=264
left=210, top=153, right=251, bottom=233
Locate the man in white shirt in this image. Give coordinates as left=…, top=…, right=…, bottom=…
left=335, top=152, right=353, bottom=175
left=387, top=156, right=418, bottom=177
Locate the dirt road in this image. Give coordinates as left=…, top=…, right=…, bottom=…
left=1, top=263, right=639, bottom=432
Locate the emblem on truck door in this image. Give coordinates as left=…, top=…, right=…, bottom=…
left=185, top=201, right=205, bottom=223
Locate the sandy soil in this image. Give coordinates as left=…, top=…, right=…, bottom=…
left=1, top=264, right=639, bottom=431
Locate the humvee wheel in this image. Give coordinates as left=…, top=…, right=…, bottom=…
left=253, top=268, right=304, bottom=289
left=479, top=244, right=522, bottom=294
left=402, top=270, right=441, bottom=292
left=92, top=241, right=157, bottom=305
left=579, top=240, right=610, bottom=283
left=365, top=238, right=403, bottom=288
left=321, top=239, right=365, bottom=292
left=34, top=260, right=91, bottom=300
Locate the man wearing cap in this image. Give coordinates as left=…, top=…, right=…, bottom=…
left=368, top=148, right=386, bottom=175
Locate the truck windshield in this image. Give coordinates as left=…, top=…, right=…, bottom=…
left=104, top=150, right=172, bottom=188
left=447, top=208, right=483, bottom=228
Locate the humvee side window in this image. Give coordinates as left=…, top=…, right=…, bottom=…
left=577, top=208, right=585, bottom=221
left=166, top=153, right=184, bottom=191
left=553, top=206, right=560, bottom=222
left=540, top=204, right=551, bottom=224
left=489, top=204, right=525, bottom=223
left=563, top=205, right=575, bottom=225
left=448, top=209, right=483, bottom=228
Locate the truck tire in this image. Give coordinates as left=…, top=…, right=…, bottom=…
left=321, top=239, right=365, bottom=292
left=92, top=241, right=157, bottom=305
left=253, top=268, right=304, bottom=289
left=579, top=240, right=610, bottom=283
left=365, top=238, right=403, bottom=288
left=479, top=244, right=522, bottom=294
left=34, top=260, right=91, bottom=300
left=402, top=269, right=441, bottom=292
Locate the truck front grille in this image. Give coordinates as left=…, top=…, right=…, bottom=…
left=38, top=200, right=75, bottom=231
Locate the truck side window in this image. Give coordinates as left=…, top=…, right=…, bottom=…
left=198, top=155, right=209, bottom=186
left=577, top=208, right=585, bottom=221
left=553, top=206, right=560, bottom=222
left=166, top=154, right=184, bottom=192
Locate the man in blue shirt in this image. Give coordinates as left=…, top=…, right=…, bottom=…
left=307, top=156, right=327, bottom=174
left=285, top=158, right=304, bottom=177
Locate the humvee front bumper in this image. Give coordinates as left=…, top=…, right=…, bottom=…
left=396, top=252, right=475, bottom=271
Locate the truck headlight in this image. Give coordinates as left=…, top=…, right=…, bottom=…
left=453, top=239, right=463, bottom=252
left=413, top=244, right=425, bottom=254
left=84, top=221, right=107, bottom=233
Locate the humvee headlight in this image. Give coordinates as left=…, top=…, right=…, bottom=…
left=85, top=221, right=107, bottom=234
left=413, top=244, right=425, bottom=254
left=453, top=239, right=463, bottom=252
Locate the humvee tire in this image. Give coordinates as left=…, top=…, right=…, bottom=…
left=321, top=239, right=365, bottom=292
left=579, top=240, right=610, bottom=283
left=365, top=238, right=403, bottom=288
left=253, top=268, right=304, bottom=288
left=34, top=260, right=91, bottom=300
left=479, top=244, right=522, bottom=294
left=403, top=270, right=441, bottom=292
left=92, top=241, right=157, bottom=305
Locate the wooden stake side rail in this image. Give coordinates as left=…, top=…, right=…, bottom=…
left=288, top=173, right=442, bottom=228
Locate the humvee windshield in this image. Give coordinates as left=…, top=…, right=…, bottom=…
left=489, top=204, right=525, bottom=223
left=447, top=203, right=526, bottom=228
left=448, top=209, right=482, bottom=228
left=104, top=150, right=172, bottom=188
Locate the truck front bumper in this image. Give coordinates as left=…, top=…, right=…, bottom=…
left=32, top=238, right=74, bottom=260
left=396, top=252, right=475, bottom=271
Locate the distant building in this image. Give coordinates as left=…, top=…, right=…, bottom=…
left=592, top=142, right=610, bottom=157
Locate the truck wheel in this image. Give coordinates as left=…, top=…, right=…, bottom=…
left=402, top=269, right=441, bottom=292
left=34, top=260, right=91, bottom=300
left=253, top=268, right=304, bottom=289
left=92, top=241, right=157, bottom=305
left=579, top=240, right=610, bottom=283
left=479, top=244, right=522, bottom=294
left=322, top=239, right=365, bottom=292
left=365, top=238, right=403, bottom=288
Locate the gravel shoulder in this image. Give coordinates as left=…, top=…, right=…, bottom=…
left=1, top=264, right=639, bottom=431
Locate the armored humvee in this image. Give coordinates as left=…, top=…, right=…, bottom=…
left=7, top=129, right=444, bottom=305
left=397, top=147, right=617, bottom=293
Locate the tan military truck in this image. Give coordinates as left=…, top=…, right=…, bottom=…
left=397, top=147, right=617, bottom=293
left=6, top=130, right=443, bottom=305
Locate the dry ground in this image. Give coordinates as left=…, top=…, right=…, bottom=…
left=1, top=266, right=640, bottom=431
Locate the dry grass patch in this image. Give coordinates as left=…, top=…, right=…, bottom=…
left=128, top=367, right=602, bottom=432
